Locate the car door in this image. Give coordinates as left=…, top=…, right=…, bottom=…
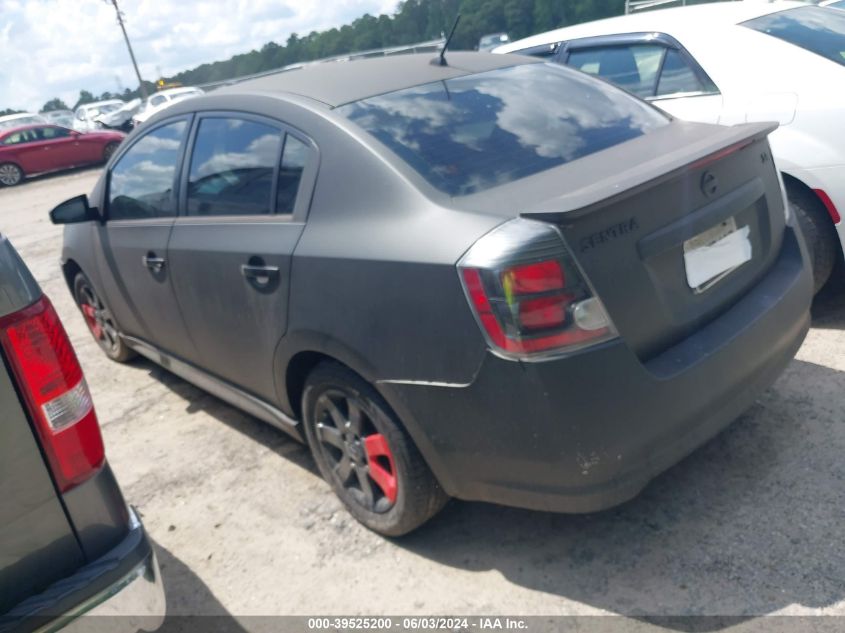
left=32, top=125, right=81, bottom=169
left=94, top=116, right=201, bottom=363
left=0, top=129, right=41, bottom=173
left=559, top=34, right=724, bottom=124
left=167, top=113, right=317, bottom=402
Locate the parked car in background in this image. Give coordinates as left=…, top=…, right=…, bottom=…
left=0, top=124, right=124, bottom=186
left=0, top=112, right=46, bottom=131
left=73, top=99, right=124, bottom=133
left=50, top=52, right=811, bottom=536
left=96, top=98, right=142, bottom=132
left=496, top=1, right=845, bottom=293
left=0, top=235, right=164, bottom=631
left=131, top=87, right=204, bottom=128
left=478, top=32, right=510, bottom=51
left=40, top=109, right=75, bottom=129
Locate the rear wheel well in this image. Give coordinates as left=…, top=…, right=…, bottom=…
left=285, top=351, right=334, bottom=420
left=782, top=173, right=838, bottom=236
left=782, top=172, right=843, bottom=292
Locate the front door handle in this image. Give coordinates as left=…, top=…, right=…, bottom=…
left=142, top=253, right=166, bottom=272
left=241, top=263, right=280, bottom=286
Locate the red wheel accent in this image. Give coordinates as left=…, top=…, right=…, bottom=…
left=364, top=433, right=398, bottom=504
left=81, top=304, right=103, bottom=339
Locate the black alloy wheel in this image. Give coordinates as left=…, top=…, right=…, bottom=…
left=303, top=362, right=448, bottom=536
left=73, top=273, right=135, bottom=362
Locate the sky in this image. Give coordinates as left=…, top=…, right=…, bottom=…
left=0, top=0, right=400, bottom=113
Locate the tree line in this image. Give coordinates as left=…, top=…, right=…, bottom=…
left=4, top=0, right=720, bottom=115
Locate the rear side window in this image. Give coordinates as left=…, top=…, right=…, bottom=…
left=656, top=49, right=709, bottom=96
left=186, top=117, right=283, bottom=217
left=277, top=135, right=307, bottom=215
left=744, top=6, right=845, bottom=67
left=109, top=119, right=187, bottom=221
left=337, top=63, right=667, bottom=197
left=567, top=44, right=665, bottom=98
left=1, top=130, right=37, bottom=145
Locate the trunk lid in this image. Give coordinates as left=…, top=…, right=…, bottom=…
left=520, top=122, right=786, bottom=361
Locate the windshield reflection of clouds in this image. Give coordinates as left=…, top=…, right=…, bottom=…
left=340, top=63, right=667, bottom=196
left=745, top=7, right=845, bottom=67
left=193, top=128, right=280, bottom=180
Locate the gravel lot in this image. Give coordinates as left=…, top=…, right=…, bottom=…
left=2, top=168, right=844, bottom=630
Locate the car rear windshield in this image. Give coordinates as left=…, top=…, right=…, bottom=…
left=336, top=63, right=668, bottom=196
left=744, top=7, right=845, bottom=67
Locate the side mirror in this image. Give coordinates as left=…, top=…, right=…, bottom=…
left=49, top=195, right=99, bottom=224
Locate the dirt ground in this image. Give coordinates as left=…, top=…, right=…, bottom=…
left=2, top=168, right=844, bottom=630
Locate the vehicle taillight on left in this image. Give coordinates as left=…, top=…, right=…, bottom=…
left=0, top=295, right=104, bottom=492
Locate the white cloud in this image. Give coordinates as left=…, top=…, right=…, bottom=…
left=0, top=0, right=399, bottom=112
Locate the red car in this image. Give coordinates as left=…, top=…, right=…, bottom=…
left=0, top=124, right=124, bottom=186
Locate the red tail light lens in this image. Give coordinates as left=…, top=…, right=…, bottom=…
left=458, top=218, right=617, bottom=359
left=0, top=296, right=104, bottom=492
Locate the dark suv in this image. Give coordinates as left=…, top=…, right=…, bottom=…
left=51, top=53, right=812, bottom=535
left=0, top=235, right=164, bottom=631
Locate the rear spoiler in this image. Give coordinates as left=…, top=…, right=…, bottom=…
left=520, top=121, right=778, bottom=223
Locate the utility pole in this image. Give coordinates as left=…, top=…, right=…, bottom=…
left=107, top=0, right=148, bottom=99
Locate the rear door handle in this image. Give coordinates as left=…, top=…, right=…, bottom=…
left=241, top=264, right=279, bottom=286
left=241, top=264, right=279, bottom=278
left=142, top=254, right=166, bottom=272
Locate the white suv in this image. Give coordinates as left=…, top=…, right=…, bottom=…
left=496, top=1, right=845, bottom=292
left=131, top=87, right=204, bottom=128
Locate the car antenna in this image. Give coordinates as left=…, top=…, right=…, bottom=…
left=432, top=14, right=461, bottom=66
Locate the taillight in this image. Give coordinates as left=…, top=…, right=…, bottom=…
left=458, top=218, right=617, bottom=359
left=0, top=295, right=104, bottom=492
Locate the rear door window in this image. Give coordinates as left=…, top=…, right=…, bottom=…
left=567, top=44, right=665, bottom=98
left=1, top=130, right=38, bottom=145
left=108, top=119, right=187, bottom=221
left=186, top=117, right=283, bottom=217
left=743, top=6, right=845, bottom=67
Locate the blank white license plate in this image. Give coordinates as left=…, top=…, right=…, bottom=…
left=683, top=218, right=752, bottom=293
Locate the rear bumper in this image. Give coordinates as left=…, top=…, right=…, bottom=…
left=383, top=226, right=813, bottom=513
left=3, top=508, right=165, bottom=633
left=56, top=517, right=165, bottom=633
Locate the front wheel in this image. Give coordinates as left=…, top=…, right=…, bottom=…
left=302, top=362, right=448, bottom=536
left=0, top=163, right=23, bottom=187
left=73, top=272, right=136, bottom=362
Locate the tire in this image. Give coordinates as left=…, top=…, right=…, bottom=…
left=0, top=163, right=23, bottom=187
left=789, top=187, right=838, bottom=294
left=103, top=142, right=119, bottom=163
left=73, top=272, right=136, bottom=362
left=302, top=361, right=448, bottom=536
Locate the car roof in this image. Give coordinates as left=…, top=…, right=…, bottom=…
left=154, top=87, right=201, bottom=97
left=220, top=51, right=539, bottom=108
left=78, top=100, right=124, bottom=110
left=0, top=124, right=52, bottom=138
left=496, top=1, right=809, bottom=53
left=0, top=112, right=40, bottom=121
